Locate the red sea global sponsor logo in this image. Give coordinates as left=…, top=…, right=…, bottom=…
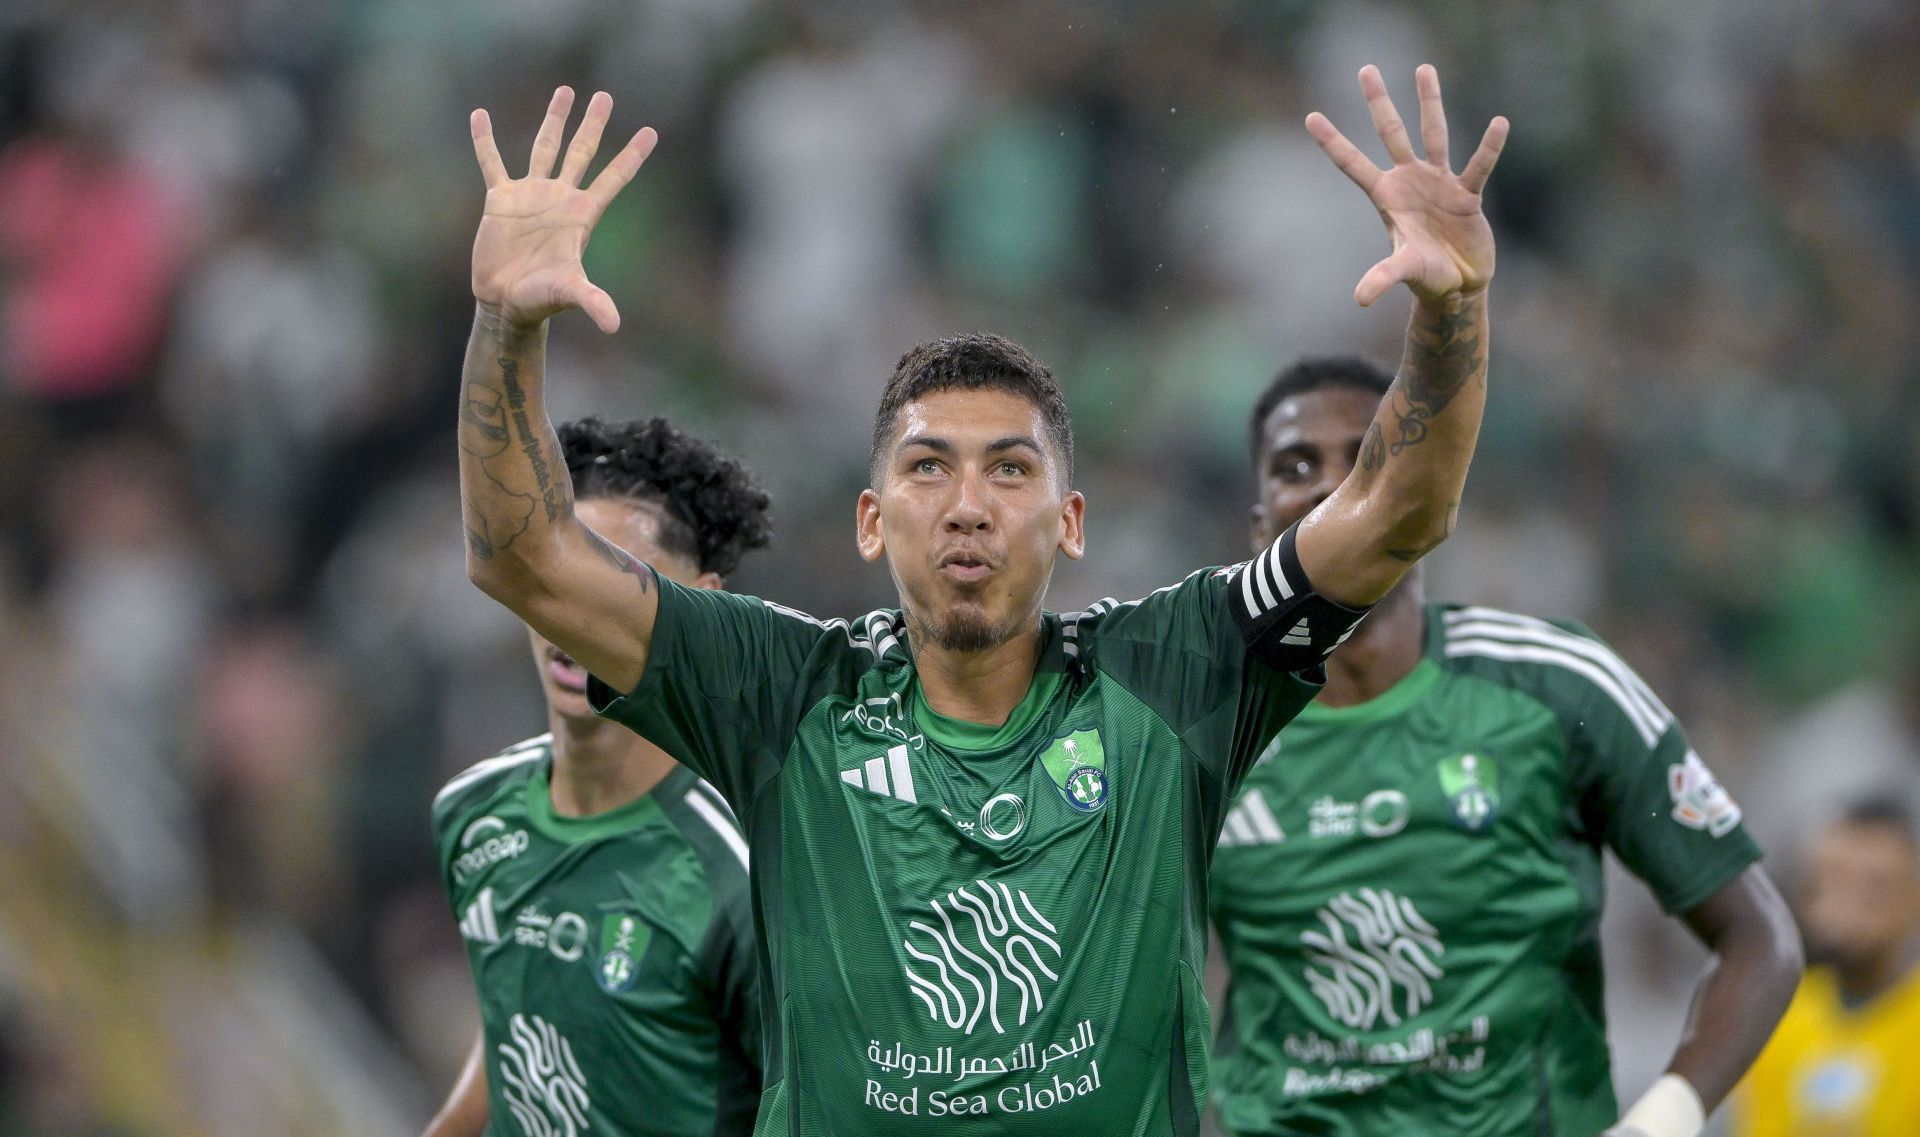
left=864, top=1021, right=1104, bottom=1118
left=455, top=816, right=530, bottom=882
left=1281, top=1016, right=1490, bottom=1084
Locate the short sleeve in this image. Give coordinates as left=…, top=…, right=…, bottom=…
left=587, top=578, right=866, bottom=812
left=1074, top=565, right=1323, bottom=808
left=1541, top=621, right=1764, bottom=914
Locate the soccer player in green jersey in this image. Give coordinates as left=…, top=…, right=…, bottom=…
left=456, top=65, right=1505, bottom=1135
left=425, top=417, right=771, bottom=1137
left=1209, top=356, right=1805, bottom=1137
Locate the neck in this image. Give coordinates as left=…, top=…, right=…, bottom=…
left=912, top=620, right=1044, bottom=726
left=1835, top=939, right=1920, bottom=1007
left=1318, top=573, right=1426, bottom=708
left=547, top=708, right=676, bottom=817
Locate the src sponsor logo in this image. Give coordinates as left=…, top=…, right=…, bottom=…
left=455, top=816, right=530, bottom=882
left=496, top=1013, right=590, bottom=1137
left=1302, top=889, right=1445, bottom=1031
left=902, top=880, right=1064, bottom=1035
left=1668, top=750, right=1742, bottom=837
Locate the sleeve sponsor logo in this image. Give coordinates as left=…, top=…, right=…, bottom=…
left=496, top=1013, right=590, bottom=1137
left=454, top=816, right=530, bottom=882
left=1302, top=889, right=1445, bottom=1030
left=1667, top=750, right=1742, bottom=837
left=901, top=880, right=1063, bottom=1036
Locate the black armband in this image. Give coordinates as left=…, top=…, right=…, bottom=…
left=1227, top=523, right=1371, bottom=672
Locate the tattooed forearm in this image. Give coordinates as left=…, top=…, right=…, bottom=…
left=499, top=357, right=566, bottom=523
left=580, top=523, right=654, bottom=592
left=1386, top=296, right=1483, bottom=457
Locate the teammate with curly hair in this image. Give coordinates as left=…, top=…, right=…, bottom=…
left=424, top=417, right=772, bottom=1137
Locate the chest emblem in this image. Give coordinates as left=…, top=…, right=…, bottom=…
left=1437, top=752, right=1500, bottom=832
left=596, top=913, right=652, bottom=994
left=1040, top=730, right=1109, bottom=813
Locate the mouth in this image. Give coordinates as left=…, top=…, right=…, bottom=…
left=938, top=550, right=996, bottom=585
left=547, top=648, right=589, bottom=694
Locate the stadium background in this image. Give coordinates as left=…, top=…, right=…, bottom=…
left=0, top=0, right=1915, bottom=1133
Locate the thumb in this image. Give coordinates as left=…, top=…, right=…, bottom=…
left=572, top=280, right=621, bottom=334
left=1354, top=247, right=1419, bottom=308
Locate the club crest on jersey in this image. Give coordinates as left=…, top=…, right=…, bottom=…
left=1437, top=752, right=1499, bottom=832
left=1039, top=730, right=1108, bottom=813
left=596, top=913, right=652, bottom=994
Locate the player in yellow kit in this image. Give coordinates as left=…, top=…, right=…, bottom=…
left=1736, top=797, right=1920, bottom=1137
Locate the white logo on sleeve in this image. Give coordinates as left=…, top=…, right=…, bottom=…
left=901, top=880, right=1063, bottom=1035
left=459, top=887, right=500, bottom=944
left=497, top=1013, right=590, bottom=1137
left=1301, top=889, right=1445, bottom=1030
left=1668, top=750, right=1742, bottom=837
left=1219, top=790, right=1286, bottom=846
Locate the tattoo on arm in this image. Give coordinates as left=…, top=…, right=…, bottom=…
left=460, top=372, right=536, bottom=559
left=499, top=358, right=566, bottom=523
left=1386, top=297, right=1483, bottom=457
left=580, top=522, right=655, bottom=593
left=1359, top=422, right=1387, bottom=471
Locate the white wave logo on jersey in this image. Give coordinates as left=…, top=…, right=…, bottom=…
left=496, top=1013, right=590, bottom=1137
left=1301, top=889, right=1445, bottom=1030
left=901, top=880, right=1064, bottom=1035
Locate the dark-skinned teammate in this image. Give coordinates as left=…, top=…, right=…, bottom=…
left=1209, top=356, right=1803, bottom=1137
left=455, top=66, right=1506, bottom=1136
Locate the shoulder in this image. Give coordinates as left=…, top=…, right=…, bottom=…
left=666, top=775, right=752, bottom=882
left=430, top=733, right=552, bottom=835
left=1434, top=604, right=1674, bottom=748
left=1060, top=568, right=1223, bottom=652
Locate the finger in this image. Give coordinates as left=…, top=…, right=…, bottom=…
left=1459, top=115, right=1510, bottom=194
left=526, top=86, right=575, bottom=179
left=1305, top=112, right=1382, bottom=193
left=558, top=91, right=612, bottom=186
left=1415, top=64, right=1448, bottom=167
left=586, top=126, right=659, bottom=211
left=1355, top=247, right=1420, bottom=308
left=1359, top=65, right=1417, bottom=165
left=470, top=109, right=509, bottom=189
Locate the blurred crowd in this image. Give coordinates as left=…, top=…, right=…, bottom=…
left=0, top=0, right=1916, bottom=1133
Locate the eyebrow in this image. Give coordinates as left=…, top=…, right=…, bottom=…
left=896, top=435, right=1044, bottom=456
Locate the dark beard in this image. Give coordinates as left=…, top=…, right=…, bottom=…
left=915, top=605, right=1016, bottom=653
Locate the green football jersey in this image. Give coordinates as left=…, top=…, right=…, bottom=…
left=432, top=735, right=762, bottom=1137
left=589, top=567, right=1324, bottom=1137
left=1209, top=604, right=1764, bottom=1137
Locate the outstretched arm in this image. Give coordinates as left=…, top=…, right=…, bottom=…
left=1293, top=65, right=1509, bottom=607
left=460, top=86, right=662, bottom=693
left=421, top=1033, right=489, bottom=1137
left=1605, top=867, right=1802, bottom=1137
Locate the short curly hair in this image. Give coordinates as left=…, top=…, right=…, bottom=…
left=558, top=417, right=773, bottom=577
left=870, top=332, right=1074, bottom=487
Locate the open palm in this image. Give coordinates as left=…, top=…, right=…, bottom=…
left=469, top=87, right=658, bottom=333
left=1309, top=65, right=1507, bottom=307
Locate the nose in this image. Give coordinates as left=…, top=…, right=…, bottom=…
left=944, top=467, right=993, bottom=532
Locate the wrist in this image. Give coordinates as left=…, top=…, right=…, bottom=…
left=473, top=301, right=547, bottom=342
left=1413, top=284, right=1488, bottom=313
left=1606, top=1074, right=1704, bottom=1137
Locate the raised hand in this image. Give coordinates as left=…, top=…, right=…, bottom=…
left=469, top=87, right=658, bottom=333
left=1308, top=65, right=1508, bottom=308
